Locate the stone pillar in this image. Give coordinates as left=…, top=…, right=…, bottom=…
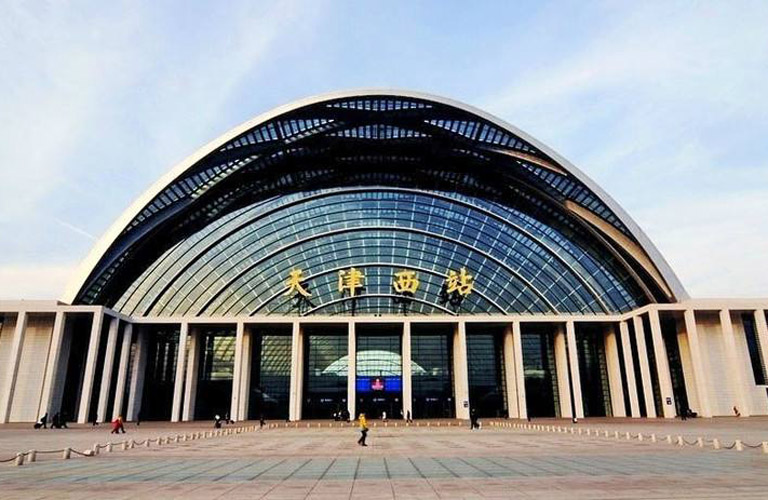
left=96, top=317, right=120, bottom=423
left=288, top=321, right=304, bottom=421
left=238, top=327, right=252, bottom=420
left=0, top=311, right=27, bottom=423
left=112, top=323, right=133, bottom=420
left=402, top=321, right=413, bottom=420
left=230, top=322, right=244, bottom=421
left=182, top=327, right=199, bottom=421
left=565, top=320, right=584, bottom=419
left=648, top=310, right=676, bottom=418
left=77, top=310, right=105, bottom=424
left=604, top=324, right=626, bottom=417
left=719, top=309, right=751, bottom=416
left=453, top=321, right=470, bottom=420
left=127, top=328, right=148, bottom=421
left=39, top=311, right=66, bottom=417
left=502, top=324, right=519, bottom=418
left=171, top=322, right=189, bottom=422
left=347, top=322, right=357, bottom=419
left=632, top=315, right=657, bottom=418
left=619, top=321, right=641, bottom=417
left=553, top=324, right=572, bottom=419
left=512, top=321, right=527, bottom=420
left=683, top=309, right=712, bottom=417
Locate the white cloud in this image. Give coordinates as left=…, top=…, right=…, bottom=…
left=0, top=264, right=75, bottom=300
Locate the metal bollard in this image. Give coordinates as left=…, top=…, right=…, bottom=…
left=107, top=443, right=113, bottom=453
left=63, top=447, right=71, bottom=459
left=614, top=431, right=619, bottom=439
left=122, top=441, right=127, bottom=451
left=666, top=435, right=672, bottom=444
left=696, top=437, right=703, bottom=448
left=638, top=433, right=643, bottom=442
left=651, top=434, right=657, bottom=443
left=761, top=442, right=768, bottom=454
left=604, top=430, right=609, bottom=437
left=93, top=443, right=100, bottom=455
left=713, top=438, right=720, bottom=450
left=586, top=429, right=591, bottom=436
left=676, top=436, right=683, bottom=446
left=128, top=439, right=135, bottom=449
left=27, top=450, right=36, bottom=463
left=626, top=432, right=631, bottom=440
left=735, top=440, right=743, bottom=451
left=14, top=453, right=25, bottom=466
left=145, top=439, right=151, bottom=448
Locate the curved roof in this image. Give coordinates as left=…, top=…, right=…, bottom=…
left=63, top=89, right=687, bottom=314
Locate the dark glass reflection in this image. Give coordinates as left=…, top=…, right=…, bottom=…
left=249, top=329, right=291, bottom=420
left=466, top=327, right=506, bottom=418
left=521, top=325, right=559, bottom=418
left=303, top=329, right=348, bottom=419
left=411, top=325, right=455, bottom=418
left=195, top=327, right=235, bottom=420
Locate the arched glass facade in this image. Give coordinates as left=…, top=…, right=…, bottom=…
left=67, top=91, right=686, bottom=316
left=114, top=187, right=646, bottom=316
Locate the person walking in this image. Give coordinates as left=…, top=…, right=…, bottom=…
left=406, top=410, right=412, bottom=423
left=111, top=415, right=126, bottom=434
left=357, top=413, right=369, bottom=447
left=470, top=408, right=479, bottom=430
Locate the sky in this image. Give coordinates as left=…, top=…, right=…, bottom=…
left=0, top=0, right=767, bottom=300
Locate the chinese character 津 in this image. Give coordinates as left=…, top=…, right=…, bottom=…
left=338, top=268, right=365, bottom=297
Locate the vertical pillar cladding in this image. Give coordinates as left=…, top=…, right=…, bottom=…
left=96, top=317, right=120, bottom=423
left=402, top=321, right=413, bottom=419
left=171, top=322, right=189, bottom=423
left=648, top=309, right=676, bottom=418
left=39, top=311, right=66, bottom=417
left=512, top=321, right=527, bottom=420
left=0, top=311, right=27, bottom=423
left=604, top=324, right=626, bottom=417
left=127, top=328, right=148, bottom=421
left=502, top=324, right=518, bottom=418
left=683, top=309, right=712, bottom=417
left=288, top=321, right=303, bottom=421
left=453, top=321, right=470, bottom=420
left=632, top=316, right=657, bottom=418
left=112, top=323, right=133, bottom=420
left=619, top=321, right=641, bottom=417
left=347, top=321, right=356, bottom=420
left=554, top=324, right=572, bottom=419
left=230, top=322, right=244, bottom=421
left=565, top=321, right=584, bottom=419
left=182, top=326, right=200, bottom=421
left=77, top=310, right=104, bottom=424
left=719, top=309, right=751, bottom=416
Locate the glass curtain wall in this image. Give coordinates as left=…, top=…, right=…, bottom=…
left=575, top=324, right=612, bottom=417
left=140, top=325, right=180, bottom=421
left=194, top=327, right=235, bottom=420
left=521, top=324, right=559, bottom=417
left=303, top=326, right=348, bottom=419
left=248, top=326, right=292, bottom=420
left=411, top=324, right=455, bottom=418
left=466, top=325, right=507, bottom=418
left=356, top=324, right=402, bottom=419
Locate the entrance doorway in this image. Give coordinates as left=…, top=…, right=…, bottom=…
left=356, top=324, right=403, bottom=420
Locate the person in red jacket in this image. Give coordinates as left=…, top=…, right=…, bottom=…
left=111, top=415, right=126, bottom=434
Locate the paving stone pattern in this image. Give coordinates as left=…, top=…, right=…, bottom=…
left=1, top=420, right=768, bottom=498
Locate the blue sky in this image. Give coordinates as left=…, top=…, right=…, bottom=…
left=1, top=0, right=767, bottom=300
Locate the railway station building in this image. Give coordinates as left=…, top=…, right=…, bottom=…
left=1, top=90, right=767, bottom=424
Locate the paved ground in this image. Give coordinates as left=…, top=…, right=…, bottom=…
left=2, top=418, right=768, bottom=498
